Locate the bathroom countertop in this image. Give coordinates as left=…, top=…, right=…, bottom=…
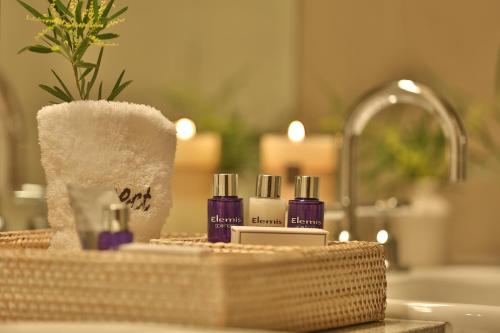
left=324, top=319, right=446, bottom=333
left=0, top=319, right=445, bottom=333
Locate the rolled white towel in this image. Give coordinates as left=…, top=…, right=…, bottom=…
left=38, top=100, right=176, bottom=249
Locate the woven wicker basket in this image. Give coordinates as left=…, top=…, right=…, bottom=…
left=0, top=230, right=386, bottom=331
left=0, top=229, right=53, bottom=249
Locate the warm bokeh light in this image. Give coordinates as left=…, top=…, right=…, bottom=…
left=338, top=230, right=350, bottom=242
left=287, top=120, right=305, bottom=142
left=376, top=229, right=389, bottom=244
left=176, top=118, right=197, bottom=140
left=397, top=79, right=421, bottom=94
left=388, top=94, right=398, bottom=104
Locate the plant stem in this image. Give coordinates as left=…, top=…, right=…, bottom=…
left=72, top=63, right=83, bottom=99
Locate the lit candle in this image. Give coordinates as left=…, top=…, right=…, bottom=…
left=174, top=118, right=221, bottom=171
left=166, top=118, right=221, bottom=235
left=260, top=121, right=339, bottom=201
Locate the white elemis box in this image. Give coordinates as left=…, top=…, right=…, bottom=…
left=231, top=226, right=328, bottom=246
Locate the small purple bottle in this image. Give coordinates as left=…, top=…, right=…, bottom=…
left=98, top=231, right=113, bottom=250
left=98, top=207, right=114, bottom=250
left=100, top=203, right=133, bottom=250
left=287, top=176, right=324, bottom=229
left=110, top=203, right=133, bottom=248
left=208, top=173, right=243, bottom=243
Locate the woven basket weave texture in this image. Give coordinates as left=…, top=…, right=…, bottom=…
left=0, top=229, right=53, bottom=249
left=0, top=230, right=386, bottom=331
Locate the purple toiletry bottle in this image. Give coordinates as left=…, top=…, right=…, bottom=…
left=108, top=203, right=133, bottom=248
left=208, top=173, right=243, bottom=243
left=287, top=176, right=324, bottom=229
left=98, top=231, right=113, bottom=250
left=98, top=207, right=113, bottom=250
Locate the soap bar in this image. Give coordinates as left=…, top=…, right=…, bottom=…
left=231, top=226, right=328, bottom=246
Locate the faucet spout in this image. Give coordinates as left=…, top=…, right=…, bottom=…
left=340, top=80, right=467, bottom=240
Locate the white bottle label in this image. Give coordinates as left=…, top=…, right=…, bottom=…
left=248, top=197, right=287, bottom=228
left=289, top=216, right=322, bottom=227
left=251, top=216, right=284, bottom=226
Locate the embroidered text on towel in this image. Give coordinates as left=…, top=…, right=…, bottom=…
left=117, top=187, right=152, bottom=211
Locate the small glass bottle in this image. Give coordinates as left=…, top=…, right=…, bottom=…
left=109, top=203, right=133, bottom=248
left=248, top=175, right=286, bottom=227
left=287, top=176, right=324, bottom=229
left=208, top=174, right=243, bottom=243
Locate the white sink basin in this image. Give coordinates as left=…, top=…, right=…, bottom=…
left=387, top=266, right=500, bottom=333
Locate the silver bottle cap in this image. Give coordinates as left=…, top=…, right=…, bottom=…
left=294, top=176, right=320, bottom=199
left=213, top=173, right=238, bottom=196
left=106, top=203, right=129, bottom=231
left=255, top=174, right=281, bottom=198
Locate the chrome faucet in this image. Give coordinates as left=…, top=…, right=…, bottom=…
left=340, top=80, right=467, bottom=240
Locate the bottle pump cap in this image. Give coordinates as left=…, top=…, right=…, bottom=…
left=294, top=176, right=320, bottom=199
left=255, top=175, right=281, bottom=198
left=213, top=173, right=238, bottom=196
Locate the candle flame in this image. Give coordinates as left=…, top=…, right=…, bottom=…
left=287, top=120, right=305, bottom=142
left=176, top=118, right=197, bottom=140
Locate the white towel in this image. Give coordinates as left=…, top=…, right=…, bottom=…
left=38, top=101, right=177, bottom=249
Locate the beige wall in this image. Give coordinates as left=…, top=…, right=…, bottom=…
left=300, top=0, right=500, bottom=124
left=446, top=178, right=500, bottom=264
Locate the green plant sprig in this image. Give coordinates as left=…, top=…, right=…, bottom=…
left=17, top=0, right=132, bottom=102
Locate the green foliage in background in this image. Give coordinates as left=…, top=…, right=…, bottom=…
left=17, top=0, right=131, bottom=102
left=165, top=77, right=260, bottom=173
